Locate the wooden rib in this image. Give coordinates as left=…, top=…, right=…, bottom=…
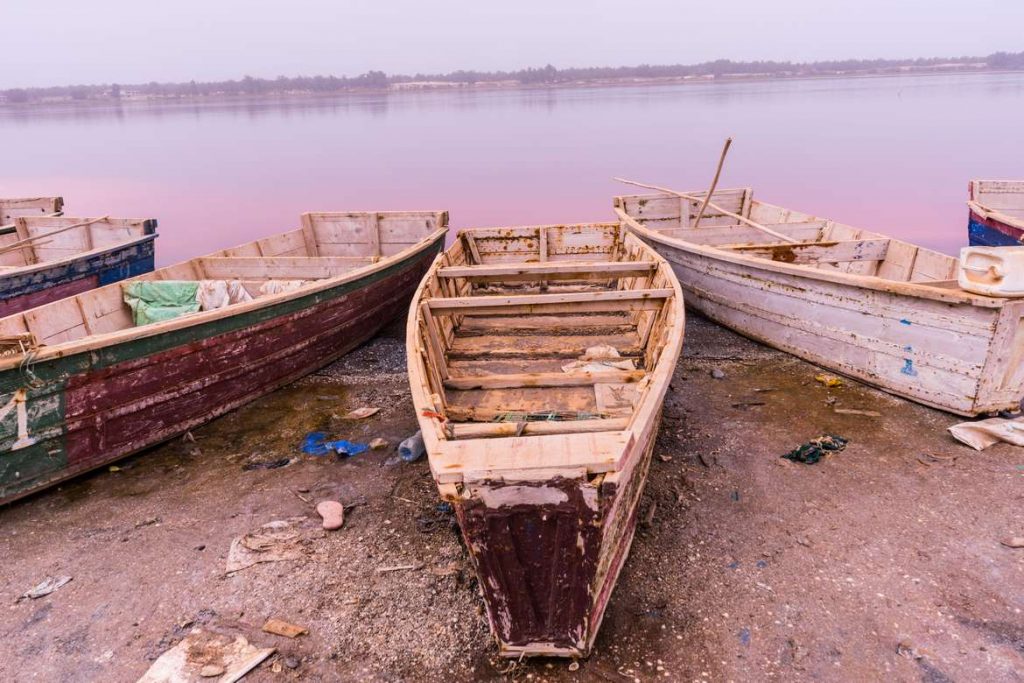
left=444, top=370, right=645, bottom=390
left=420, top=302, right=449, bottom=379
left=299, top=213, right=320, bottom=257
left=463, top=233, right=483, bottom=264
left=427, top=289, right=673, bottom=317
left=369, top=213, right=382, bottom=259
left=437, top=260, right=656, bottom=283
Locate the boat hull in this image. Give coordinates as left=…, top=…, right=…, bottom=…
left=631, top=232, right=1024, bottom=416
left=0, top=235, right=157, bottom=317
left=0, top=237, right=441, bottom=505
left=450, top=421, right=657, bottom=657
left=968, top=208, right=1023, bottom=247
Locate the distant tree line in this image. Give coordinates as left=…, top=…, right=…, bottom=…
left=3, top=52, right=1022, bottom=104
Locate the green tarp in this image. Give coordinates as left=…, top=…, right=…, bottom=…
left=123, top=281, right=200, bottom=326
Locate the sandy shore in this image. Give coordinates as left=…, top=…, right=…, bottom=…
left=1, top=314, right=1021, bottom=681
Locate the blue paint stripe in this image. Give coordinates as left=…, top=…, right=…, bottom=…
left=968, top=218, right=1022, bottom=247
left=0, top=239, right=156, bottom=300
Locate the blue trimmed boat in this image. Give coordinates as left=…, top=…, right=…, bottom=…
left=968, top=180, right=1024, bottom=246
left=0, top=214, right=158, bottom=316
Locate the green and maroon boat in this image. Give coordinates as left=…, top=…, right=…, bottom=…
left=0, top=210, right=447, bottom=505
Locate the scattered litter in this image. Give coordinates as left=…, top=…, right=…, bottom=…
left=369, top=438, right=389, bottom=450
left=108, top=465, right=122, bottom=472
left=753, top=387, right=776, bottom=393
left=731, top=401, right=766, bottom=409
left=436, top=502, right=454, bottom=514
left=657, top=453, right=673, bottom=462
left=896, top=639, right=926, bottom=660
left=292, top=490, right=312, bottom=504
left=262, top=618, right=308, bottom=638
left=428, top=561, right=463, bottom=577
left=398, top=431, right=426, bottom=462
left=782, top=435, right=848, bottom=464
left=697, top=452, right=711, bottom=468
left=948, top=416, right=1024, bottom=450
left=916, top=452, right=958, bottom=468
left=710, top=368, right=726, bottom=379
left=225, top=519, right=304, bottom=573
left=183, top=431, right=196, bottom=443
left=284, top=656, right=300, bottom=669
left=814, top=373, right=843, bottom=388
left=563, top=346, right=634, bottom=373
left=137, top=629, right=274, bottom=683
left=316, top=501, right=345, bottom=531
left=135, top=517, right=161, bottom=528
left=568, top=661, right=580, bottom=672
left=1001, top=537, right=1024, bottom=549
left=342, top=407, right=380, bottom=420
left=739, top=627, right=751, bottom=646
left=242, top=458, right=290, bottom=471
left=18, top=575, right=72, bottom=601
left=300, top=432, right=369, bottom=457
left=833, top=408, right=881, bottom=417
left=376, top=563, right=425, bottom=573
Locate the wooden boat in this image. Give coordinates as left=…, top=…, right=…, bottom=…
left=407, top=222, right=685, bottom=657
left=614, top=184, right=1024, bottom=416
left=0, top=210, right=447, bottom=505
left=0, top=196, right=64, bottom=229
left=0, top=213, right=158, bottom=316
left=968, top=180, right=1024, bottom=246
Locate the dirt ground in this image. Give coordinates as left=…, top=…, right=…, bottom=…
left=1, top=314, right=1022, bottom=682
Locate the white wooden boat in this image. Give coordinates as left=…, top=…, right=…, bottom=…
left=614, top=186, right=1024, bottom=416
left=407, top=222, right=685, bottom=657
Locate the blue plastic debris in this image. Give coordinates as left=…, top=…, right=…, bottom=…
left=301, top=432, right=369, bottom=457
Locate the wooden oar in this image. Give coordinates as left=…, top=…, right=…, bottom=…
left=0, top=215, right=110, bottom=257
left=613, top=177, right=797, bottom=244
left=693, top=137, right=732, bottom=228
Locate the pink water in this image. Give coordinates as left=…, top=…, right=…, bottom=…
left=2, top=72, right=1022, bottom=265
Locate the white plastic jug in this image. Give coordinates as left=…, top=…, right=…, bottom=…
left=958, top=246, right=1024, bottom=297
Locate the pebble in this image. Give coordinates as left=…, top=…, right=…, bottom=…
left=316, top=500, right=345, bottom=530
left=710, top=368, right=726, bottom=379
left=199, top=664, right=224, bottom=677
left=284, top=656, right=300, bottom=669
left=1001, top=536, right=1024, bottom=548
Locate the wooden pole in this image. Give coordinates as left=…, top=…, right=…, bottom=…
left=692, top=137, right=732, bottom=228
left=0, top=215, right=111, bottom=257
left=612, top=177, right=797, bottom=244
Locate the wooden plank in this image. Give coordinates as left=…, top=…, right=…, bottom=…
left=444, top=370, right=645, bottom=390
left=420, top=302, right=449, bottom=380
left=427, top=289, right=673, bottom=316
left=721, top=239, right=890, bottom=264
left=197, top=256, right=372, bottom=280
left=437, top=260, right=656, bottom=283
left=448, top=417, right=630, bottom=440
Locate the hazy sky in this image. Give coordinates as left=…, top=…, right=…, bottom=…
left=3, top=1, right=1022, bottom=88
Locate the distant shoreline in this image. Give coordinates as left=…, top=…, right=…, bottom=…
left=3, top=65, right=1023, bottom=110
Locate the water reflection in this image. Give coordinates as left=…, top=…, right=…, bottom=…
left=1, top=71, right=1022, bottom=265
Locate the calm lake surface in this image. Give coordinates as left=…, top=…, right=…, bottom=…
left=2, top=72, right=1022, bottom=265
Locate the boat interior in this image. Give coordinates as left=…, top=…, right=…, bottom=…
left=0, top=215, right=155, bottom=270
left=969, top=180, right=1024, bottom=225
left=0, top=211, right=446, bottom=348
left=411, top=223, right=681, bottom=442
left=615, top=187, right=967, bottom=287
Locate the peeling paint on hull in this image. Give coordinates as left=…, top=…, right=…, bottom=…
left=0, top=240, right=440, bottom=505
left=453, top=426, right=657, bottom=657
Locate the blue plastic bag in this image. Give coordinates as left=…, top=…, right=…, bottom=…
left=300, top=432, right=369, bottom=457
